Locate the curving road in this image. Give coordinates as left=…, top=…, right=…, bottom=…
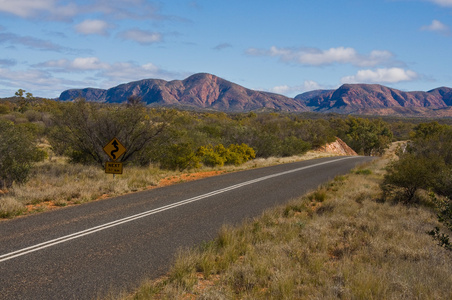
left=0, top=156, right=373, bottom=299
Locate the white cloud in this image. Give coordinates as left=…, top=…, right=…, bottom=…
left=421, top=20, right=451, bottom=35
left=72, top=57, right=111, bottom=70
left=36, top=57, right=162, bottom=75
left=36, top=57, right=110, bottom=71
left=75, top=19, right=111, bottom=36
left=213, top=43, right=232, bottom=50
left=0, top=0, right=51, bottom=17
left=0, top=0, right=78, bottom=20
left=0, top=67, right=50, bottom=83
left=247, top=46, right=395, bottom=67
left=100, top=62, right=163, bottom=83
left=427, top=0, right=452, bottom=7
left=341, top=68, right=418, bottom=84
left=0, top=0, right=170, bottom=22
left=0, top=57, right=179, bottom=97
left=270, top=85, right=293, bottom=95
left=118, top=29, right=162, bottom=44
left=270, top=80, right=323, bottom=96
left=0, top=31, right=87, bottom=54
left=0, top=59, right=17, bottom=67
left=86, top=0, right=167, bottom=21
left=0, top=67, right=89, bottom=97
left=302, top=80, right=322, bottom=91
left=35, top=57, right=176, bottom=86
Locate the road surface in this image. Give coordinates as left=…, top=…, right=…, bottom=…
left=0, top=156, right=373, bottom=299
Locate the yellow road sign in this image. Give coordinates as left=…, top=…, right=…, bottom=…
left=105, top=162, right=123, bottom=174
left=103, top=137, right=126, bottom=161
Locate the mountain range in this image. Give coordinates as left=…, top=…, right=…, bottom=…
left=295, top=84, right=452, bottom=116
left=59, top=73, right=452, bottom=116
left=59, top=73, right=306, bottom=112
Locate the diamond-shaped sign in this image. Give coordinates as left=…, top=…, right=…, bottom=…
left=103, top=137, right=126, bottom=161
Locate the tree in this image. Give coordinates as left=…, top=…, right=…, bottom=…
left=382, top=153, right=441, bottom=203
left=343, top=117, right=393, bottom=156
left=0, top=120, right=46, bottom=188
left=411, top=122, right=448, bottom=140
left=15, top=89, right=25, bottom=98
left=14, top=89, right=34, bottom=112
left=49, top=99, right=168, bottom=166
left=127, top=95, right=143, bottom=107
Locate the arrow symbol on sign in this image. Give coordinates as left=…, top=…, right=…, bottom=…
left=111, top=140, right=119, bottom=160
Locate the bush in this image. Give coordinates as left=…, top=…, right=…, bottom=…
left=196, top=145, right=226, bottom=167
left=382, top=123, right=452, bottom=249
left=381, top=153, right=441, bottom=204
left=196, top=144, right=256, bottom=167
left=384, top=124, right=452, bottom=203
left=250, top=132, right=281, bottom=157
left=224, top=144, right=255, bottom=165
left=0, top=120, right=46, bottom=188
left=280, top=136, right=311, bottom=157
left=158, top=143, right=200, bottom=171
left=0, top=103, right=10, bottom=114
left=428, top=193, right=452, bottom=251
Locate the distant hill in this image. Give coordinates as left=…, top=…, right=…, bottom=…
left=59, top=73, right=307, bottom=112
left=295, top=84, right=452, bottom=116
left=59, top=74, right=452, bottom=116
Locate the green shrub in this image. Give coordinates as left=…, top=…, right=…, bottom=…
left=0, top=103, right=10, bottom=114
left=382, top=123, right=452, bottom=250
left=382, top=124, right=452, bottom=204
left=196, top=145, right=226, bottom=167
left=195, top=143, right=256, bottom=167
left=225, top=143, right=255, bottom=165
left=280, top=136, right=311, bottom=157
left=381, top=154, right=437, bottom=204
left=308, top=189, right=327, bottom=202
left=158, top=143, right=200, bottom=170
left=428, top=193, right=452, bottom=251
left=354, top=169, right=372, bottom=175
left=0, top=120, right=46, bottom=188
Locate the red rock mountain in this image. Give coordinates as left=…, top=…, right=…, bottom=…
left=59, top=74, right=452, bottom=116
left=295, top=84, right=452, bottom=116
left=59, top=73, right=307, bottom=112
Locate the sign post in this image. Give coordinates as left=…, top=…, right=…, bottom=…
left=103, top=137, right=126, bottom=176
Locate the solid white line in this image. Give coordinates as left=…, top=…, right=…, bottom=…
left=0, top=156, right=355, bottom=263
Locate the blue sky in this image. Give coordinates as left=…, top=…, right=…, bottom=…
left=0, top=0, right=451, bottom=98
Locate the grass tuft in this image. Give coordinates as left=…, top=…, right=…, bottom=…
left=0, top=196, right=25, bottom=218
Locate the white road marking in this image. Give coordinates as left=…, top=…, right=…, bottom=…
left=0, top=156, right=355, bottom=263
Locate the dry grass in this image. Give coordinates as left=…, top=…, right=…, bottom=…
left=0, top=150, right=333, bottom=219
left=0, top=159, right=166, bottom=218
left=123, top=144, right=452, bottom=300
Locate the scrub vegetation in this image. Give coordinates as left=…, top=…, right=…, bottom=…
left=120, top=145, right=452, bottom=300
left=382, top=122, right=452, bottom=251
left=0, top=92, right=395, bottom=218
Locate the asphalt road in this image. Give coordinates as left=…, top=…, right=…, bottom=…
left=0, top=156, right=374, bottom=299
